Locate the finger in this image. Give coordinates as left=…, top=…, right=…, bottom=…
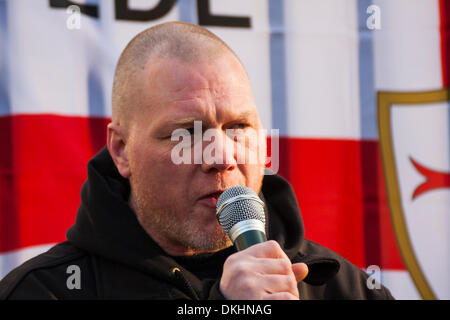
left=292, top=262, right=309, bottom=283
left=244, top=240, right=289, bottom=259
left=249, top=257, right=293, bottom=275
left=264, top=292, right=299, bottom=300
left=261, top=274, right=299, bottom=298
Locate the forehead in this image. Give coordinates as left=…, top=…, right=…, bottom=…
left=140, top=54, right=257, bottom=124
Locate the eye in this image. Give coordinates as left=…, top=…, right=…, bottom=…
left=168, top=128, right=194, bottom=140
left=185, top=127, right=195, bottom=135
left=230, top=123, right=249, bottom=130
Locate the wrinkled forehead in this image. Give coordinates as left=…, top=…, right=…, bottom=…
left=137, top=54, right=258, bottom=124
left=149, top=53, right=250, bottom=94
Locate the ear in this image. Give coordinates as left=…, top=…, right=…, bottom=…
left=107, top=122, right=131, bottom=178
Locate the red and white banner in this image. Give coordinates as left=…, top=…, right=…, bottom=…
left=0, top=0, right=449, bottom=299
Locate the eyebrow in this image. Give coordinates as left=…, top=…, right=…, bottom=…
left=168, top=117, right=199, bottom=127
left=229, top=111, right=254, bottom=122
left=167, top=111, right=254, bottom=127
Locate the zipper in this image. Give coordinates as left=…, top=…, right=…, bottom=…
left=171, top=267, right=200, bottom=300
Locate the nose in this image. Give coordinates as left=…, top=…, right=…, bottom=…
left=200, top=129, right=237, bottom=173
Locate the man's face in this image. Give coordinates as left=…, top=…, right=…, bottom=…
left=125, top=53, right=265, bottom=255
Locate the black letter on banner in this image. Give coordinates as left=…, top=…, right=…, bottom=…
left=115, top=0, right=175, bottom=21
left=49, top=0, right=99, bottom=18
left=197, top=0, right=251, bottom=28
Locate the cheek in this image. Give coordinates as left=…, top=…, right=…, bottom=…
left=239, top=162, right=264, bottom=193
left=128, top=142, right=166, bottom=183
left=235, top=132, right=265, bottom=192
left=233, top=129, right=266, bottom=166
left=130, top=143, right=193, bottom=191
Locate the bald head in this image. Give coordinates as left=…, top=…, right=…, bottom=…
left=106, top=22, right=264, bottom=255
left=111, top=22, right=244, bottom=129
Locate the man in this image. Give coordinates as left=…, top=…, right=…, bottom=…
left=0, top=22, right=393, bottom=300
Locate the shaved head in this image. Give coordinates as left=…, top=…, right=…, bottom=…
left=107, top=21, right=264, bottom=256
left=111, top=21, right=243, bottom=131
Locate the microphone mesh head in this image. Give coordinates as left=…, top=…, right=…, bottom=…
left=216, top=186, right=266, bottom=236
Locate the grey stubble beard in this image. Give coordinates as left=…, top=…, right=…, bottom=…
left=129, top=185, right=232, bottom=255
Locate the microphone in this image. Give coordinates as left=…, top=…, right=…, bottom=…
left=216, top=186, right=267, bottom=251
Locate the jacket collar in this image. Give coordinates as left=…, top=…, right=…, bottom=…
left=67, top=147, right=339, bottom=288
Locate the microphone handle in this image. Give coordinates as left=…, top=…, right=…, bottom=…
left=234, top=230, right=267, bottom=251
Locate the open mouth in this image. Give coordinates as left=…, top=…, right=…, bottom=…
left=198, top=191, right=224, bottom=208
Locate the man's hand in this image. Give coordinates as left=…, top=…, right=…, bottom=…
left=220, top=240, right=309, bottom=300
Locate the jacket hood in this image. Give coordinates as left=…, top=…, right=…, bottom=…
left=67, top=147, right=339, bottom=291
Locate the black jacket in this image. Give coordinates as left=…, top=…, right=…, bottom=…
left=0, top=147, right=394, bottom=300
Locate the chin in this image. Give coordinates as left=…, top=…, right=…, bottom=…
left=183, top=224, right=232, bottom=252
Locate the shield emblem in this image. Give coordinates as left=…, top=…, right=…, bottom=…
left=378, top=89, right=450, bottom=300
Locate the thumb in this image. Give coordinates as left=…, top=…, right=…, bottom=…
left=292, top=262, right=309, bottom=283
